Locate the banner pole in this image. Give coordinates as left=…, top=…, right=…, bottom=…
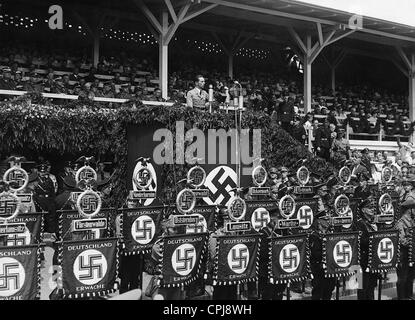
left=237, top=283, right=241, bottom=300
left=335, top=278, right=340, bottom=300
left=139, top=253, right=144, bottom=293
left=378, top=274, right=383, bottom=300
left=286, top=281, right=290, bottom=301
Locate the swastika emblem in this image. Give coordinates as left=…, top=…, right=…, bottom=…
left=188, top=166, right=206, bottom=188
left=297, top=166, right=310, bottom=185
left=379, top=194, right=393, bottom=214
left=171, top=244, right=196, bottom=276
left=227, top=244, right=249, bottom=274
left=0, top=257, right=25, bottom=297
left=135, top=168, right=151, bottom=189
left=333, top=240, right=352, bottom=268
left=377, top=238, right=394, bottom=264
left=131, top=215, right=156, bottom=245
left=335, top=195, right=350, bottom=216
left=73, top=249, right=108, bottom=285
left=186, top=214, right=207, bottom=234
left=203, top=166, right=237, bottom=206
left=279, top=195, right=296, bottom=219
left=251, top=208, right=270, bottom=232
left=0, top=197, right=18, bottom=216
left=5, top=170, right=25, bottom=188
left=79, top=194, right=99, bottom=215
left=297, top=205, right=313, bottom=230
left=228, top=197, right=246, bottom=221
left=132, top=161, right=157, bottom=207
left=279, top=244, right=300, bottom=273
left=7, top=227, right=31, bottom=246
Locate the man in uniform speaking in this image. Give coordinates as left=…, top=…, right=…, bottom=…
left=186, top=75, right=209, bottom=109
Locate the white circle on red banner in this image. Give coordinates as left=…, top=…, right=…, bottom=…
left=131, top=215, right=156, bottom=245
left=0, top=257, right=25, bottom=297
left=333, top=240, right=352, bottom=268
left=251, top=207, right=270, bottom=232
left=227, top=244, right=249, bottom=274
left=377, top=238, right=394, bottom=264
left=203, top=166, right=237, bottom=207
left=279, top=244, right=300, bottom=273
left=171, top=243, right=196, bottom=276
left=73, top=249, right=108, bottom=286
left=297, top=205, right=313, bottom=230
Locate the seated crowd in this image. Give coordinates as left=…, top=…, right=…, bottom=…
left=0, top=44, right=412, bottom=140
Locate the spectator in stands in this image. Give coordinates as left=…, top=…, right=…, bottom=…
left=330, top=128, right=350, bottom=167
left=278, top=96, right=295, bottom=134
left=186, top=75, right=209, bottom=109
left=292, top=116, right=307, bottom=145
left=314, top=119, right=332, bottom=161
left=0, top=68, right=16, bottom=90
left=398, top=137, right=413, bottom=165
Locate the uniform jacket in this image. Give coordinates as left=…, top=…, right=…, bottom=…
left=186, top=87, right=209, bottom=109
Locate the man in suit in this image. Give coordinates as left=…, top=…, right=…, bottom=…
left=186, top=75, right=209, bottom=109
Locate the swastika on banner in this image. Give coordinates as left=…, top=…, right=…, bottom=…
left=251, top=208, right=270, bottom=232
left=203, top=166, right=237, bottom=206
left=227, top=244, right=249, bottom=274
left=279, top=244, right=300, bottom=273
left=131, top=215, right=156, bottom=245
left=171, top=243, right=196, bottom=276
left=132, top=161, right=157, bottom=206
left=79, top=195, right=99, bottom=215
left=333, top=240, right=352, bottom=268
left=0, top=257, right=25, bottom=297
left=0, top=199, right=18, bottom=216
left=297, top=205, right=313, bottom=230
left=6, top=227, right=31, bottom=246
left=377, top=238, right=394, bottom=264
left=73, top=249, right=108, bottom=286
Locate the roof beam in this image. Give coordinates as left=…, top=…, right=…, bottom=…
left=182, top=4, right=218, bottom=23
left=164, top=0, right=177, bottom=23
left=133, top=0, right=162, bottom=34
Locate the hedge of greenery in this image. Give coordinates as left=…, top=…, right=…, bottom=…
left=0, top=93, right=333, bottom=206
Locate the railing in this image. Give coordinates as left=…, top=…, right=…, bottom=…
left=0, top=89, right=174, bottom=106
left=0, top=89, right=412, bottom=153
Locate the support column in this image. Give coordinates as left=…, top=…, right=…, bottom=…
left=409, top=73, right=415, bottom=122
left=136, top=0, right=217, bottom=102
left=93, top=32, right=100, bottom=68
left=228, top=54, right=234, bottom=79
left=159, top=11, right=169, bottom=100
left=331, top=66, right=336, bottom=94
left=304, top=56, right=312, bottom=114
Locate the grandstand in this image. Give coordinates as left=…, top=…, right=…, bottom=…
left=1, top=0, right=415, bottom=155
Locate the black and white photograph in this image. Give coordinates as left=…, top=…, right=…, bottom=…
left=0, top=0, right=415, bottom=309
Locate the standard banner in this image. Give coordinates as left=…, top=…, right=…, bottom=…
left=269, top=234, right=310, bottom=284
left=294, top=198, right=318, bottom=231
left=120, top=206, right=163, bottom=255
left=60, top=238, right=119, bottom=299
left=190, top=205, right=217, bottom=233
left=213, top=234, right=260, bottom=286
left=0, top=212, right=43, bottom=246
left=0, top=244, right=43, bottom=300
left=368, top=230, right=399, bottom=273
left=127, top=124, right=164, bottom=206
left=322, top=232, right=360, bottom=277
left=158, top=233, right=208, bottom=288
left=58, top=209, right=115, bottom=241
left=244, top=200, right=277, bottom=232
